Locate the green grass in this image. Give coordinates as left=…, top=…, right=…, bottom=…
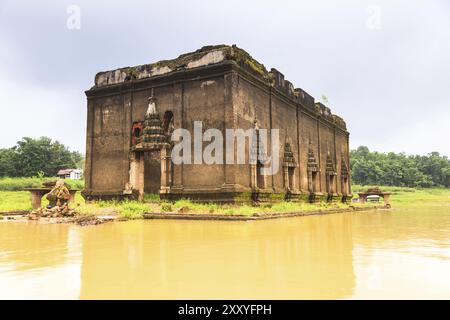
left=75, top=199, right=152, bottom=219
left=2, top=185, right=448, bottom=217
left=143, top=193, right=161, bottom=203
left=152, top=197, right=355, bottom=216
left=0, top=191, right=32, bottom=212
left=352, top=185, right=450, bottom=207
left=0, top=177, right=84, bottom=191
left=0, top=177, right=84, bottom=212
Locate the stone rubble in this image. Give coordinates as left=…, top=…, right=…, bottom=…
left=25, top=205, right=110, bottom=226
left=28, top=204, right=76, bottom=220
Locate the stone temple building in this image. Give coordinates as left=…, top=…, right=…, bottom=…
left=82, top=45, right=352, bottom=203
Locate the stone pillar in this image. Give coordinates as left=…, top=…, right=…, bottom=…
left=383, top=194, right=391, bottom=206
left=307, top=171, right=313, bottom=193
left=30, top=192, right=43, bottom=209
left=160, top=146, right=172, bottom=193
left=129, top=152, right=138, bottom=190
left=291, top=169, right=296, bottom=190
left=326, top=175, right=330, bottom=195
left=122, top=91, right=133, bottom=190
left=283, top=166, right=289, bottom=190
left=250, top=163, right=257, bottom=190
left=138, top=154, right=145, bottom=200
left=129, top=152, right=145, bottom=200
left=172, top=82, right=183, bottom=191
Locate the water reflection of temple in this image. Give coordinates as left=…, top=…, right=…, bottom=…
left=79, top=214, right=355, bottom=299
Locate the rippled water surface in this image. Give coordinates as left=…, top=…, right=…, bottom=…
left=1, top=207, right=450, bottom=299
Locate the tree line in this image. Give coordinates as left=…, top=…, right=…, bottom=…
left=351, top=146, right=450, bottom=188
left=0, top=137, right=83, bottom=177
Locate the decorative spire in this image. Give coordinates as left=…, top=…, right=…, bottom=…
left=326, top=151, right=336, bottom=175
left=307, top=136, right=318, bottom=172
left=146, top=92, right=157, bottom=116
left=134, top=90, right=169, bottom=151
left=284, top=128, right=292, bottom=145
left=283, top=142, right=296, bottom=167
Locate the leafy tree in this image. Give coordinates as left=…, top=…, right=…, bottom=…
left=0, top=148, right=17, bottom=176
left=0, top=137, right=84, bottom=177
left=351, top=146, right=450, bottom=188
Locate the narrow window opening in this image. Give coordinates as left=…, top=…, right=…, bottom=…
left=162, top=111, right=174, bottom=135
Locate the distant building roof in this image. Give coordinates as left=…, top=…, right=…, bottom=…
left=57, top=169, right=81, bottom=175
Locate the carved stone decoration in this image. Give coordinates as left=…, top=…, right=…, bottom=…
left=325, top=151, right=337, bottom=201
left=325, top=152, right=336, bottom=176
left=283, top=142, right=296, bottom=168
left=307, top=139, right=319, bottom=173
left=307, top=139, right=319, bottom=196
left=125, top=91, right=173, bottom=200
left=160, top=145, right=172, bottom=194
left=283, top=142, right=297, bottom=191
left=146, top=94, right=157, bottom=116
left=134, top=92, right=169, bottom=152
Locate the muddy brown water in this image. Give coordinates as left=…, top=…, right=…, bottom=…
left=1, top=206, right=450, bottom=299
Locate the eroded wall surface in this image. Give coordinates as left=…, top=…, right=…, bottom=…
left=83, top=45, right=350, bottom=201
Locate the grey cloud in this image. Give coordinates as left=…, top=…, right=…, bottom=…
left=0, top=0, right=449, bottom=155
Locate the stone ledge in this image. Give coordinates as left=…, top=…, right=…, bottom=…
left=143, top=205, right=387, bottom=221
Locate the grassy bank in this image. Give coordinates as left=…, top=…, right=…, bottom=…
left=1, top=190, right=365, bottom=218
left=76, top=198, right=357, bottom=219
left=2, top=185, right=449, bottom=218
left=352, top=185, right=450, bottom=208
left=0, top=191, right=34, bottom=212
left=0, top=177, right=84, bottom=191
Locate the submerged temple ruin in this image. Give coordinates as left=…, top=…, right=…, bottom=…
left=82, top=45, right=352, bottom=203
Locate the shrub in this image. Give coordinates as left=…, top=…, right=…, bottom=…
left=118, top=200, right=149, bottom=219
left=144, top=193, right=160, bottom=203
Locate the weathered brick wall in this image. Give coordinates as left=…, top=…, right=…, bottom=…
left=232, top=74, right=270, bottom=190
left=231, top=68, right=350, bottom=195
left=298, top=112, right=320, bottom=191
left=84, top=45, right=350, bottom=201
left=181, top=76, right=226, bottom=189
left=85, top=69, right=232, bottom=197
left=89, top=95, right=126, bottom=192
left=270, top=94, right=298, bottom=191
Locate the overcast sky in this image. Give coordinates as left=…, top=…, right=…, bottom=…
left=1, top=0, right=449, bottom=156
